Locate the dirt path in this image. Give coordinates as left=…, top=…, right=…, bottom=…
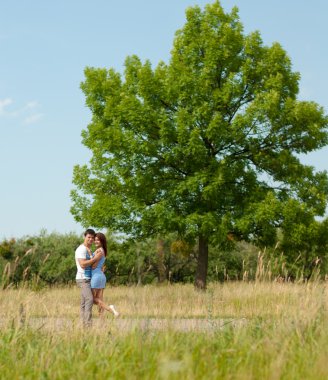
left=1, top=316, right=248, bottom=332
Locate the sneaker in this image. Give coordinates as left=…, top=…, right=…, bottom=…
left=109, top=304, right=120, bottom=317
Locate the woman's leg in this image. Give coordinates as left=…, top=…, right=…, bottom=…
left=91, top=289, right=97, bottom=304
left=93, top=288, right=116, bottom=314
left=98, top=289, right=105, bottom=317
left=98, top=289, right=104, bottom=316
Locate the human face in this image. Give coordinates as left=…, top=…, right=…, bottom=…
left=94, top=236, right=102, bottom=249
left=84, top=233, right=95, bottom=247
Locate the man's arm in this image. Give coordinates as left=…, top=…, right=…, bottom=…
left=78, top=252, right=100, bottom=269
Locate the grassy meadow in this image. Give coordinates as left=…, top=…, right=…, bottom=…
left=0, top=282, right=328, bottom=379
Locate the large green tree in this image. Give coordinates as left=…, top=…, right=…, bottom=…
left=71, top=1, right=328, bottom=289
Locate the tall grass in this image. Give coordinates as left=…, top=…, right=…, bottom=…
left=1, top=320, right=327, bottom=379
left=0, top=281, right=326, bottom=320
left=0, top=281, right=327, bottom=379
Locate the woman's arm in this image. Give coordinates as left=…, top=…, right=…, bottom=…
left=78, top=251, right=100, bottom=269
left=91, top=248, right=104, bottom=269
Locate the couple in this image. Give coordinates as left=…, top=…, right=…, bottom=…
left=75, top=228, right=119, bottom=326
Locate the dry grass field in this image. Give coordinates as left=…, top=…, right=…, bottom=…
left=0, top=282, right=327, bottom=379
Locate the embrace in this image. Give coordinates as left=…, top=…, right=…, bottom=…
left=75, top=228, right=119, bottom=326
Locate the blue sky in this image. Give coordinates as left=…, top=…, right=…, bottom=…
left=1, top=0, right=327, bottom=239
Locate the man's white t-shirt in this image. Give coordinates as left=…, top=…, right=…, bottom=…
left=75, top=244, right=89, bottom=280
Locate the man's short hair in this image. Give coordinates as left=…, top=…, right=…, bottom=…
left=84, top=228, right=96, bottom=237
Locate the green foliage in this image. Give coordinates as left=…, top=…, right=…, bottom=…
left=1, top=222, right=328, bottom=288
left=105, top=234, right=197, bottom=285
left=0, top=230, right=255, bottom=287
left=279, top=214, right=328, bottom=278
left=0, top=231, right=81, bottom=288
left=0, top=238, right=16, bottom=261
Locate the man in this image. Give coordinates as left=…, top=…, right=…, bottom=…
left=75, top=228, right=100, bottom=326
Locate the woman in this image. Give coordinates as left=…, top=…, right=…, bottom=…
left=91, top=232, right=119, bottom=317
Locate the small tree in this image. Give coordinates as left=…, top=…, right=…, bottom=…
left=71, top=1, right=328, bottom=289
left=0, top=239, right=16, bottom=261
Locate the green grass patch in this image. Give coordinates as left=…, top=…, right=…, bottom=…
left=1, top=315, right=327, bottom=379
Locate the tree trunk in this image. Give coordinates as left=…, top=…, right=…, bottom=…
left=156, top=238, right=166, bottom=283
left=136, top=246, right=142, bottom=286
left=194, top=235, right=209, bottom=290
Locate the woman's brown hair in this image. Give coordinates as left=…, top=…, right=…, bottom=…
left=95, top=232, right=107, bottom=257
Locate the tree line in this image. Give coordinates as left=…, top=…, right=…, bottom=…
left=1, top=224, right=328, bottom=289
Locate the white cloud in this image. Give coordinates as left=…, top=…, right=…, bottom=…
left=0, top=98, right=43, bottom=125
left=25, top=101, right=39, bottom=109
left=23, top=113, right=43, bottom=125
left=0, top=98, right=13, bottom=115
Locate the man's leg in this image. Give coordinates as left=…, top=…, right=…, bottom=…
left=76, top=280, right=85, bottom=323
left=82, top=280, right=93, bottom=326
